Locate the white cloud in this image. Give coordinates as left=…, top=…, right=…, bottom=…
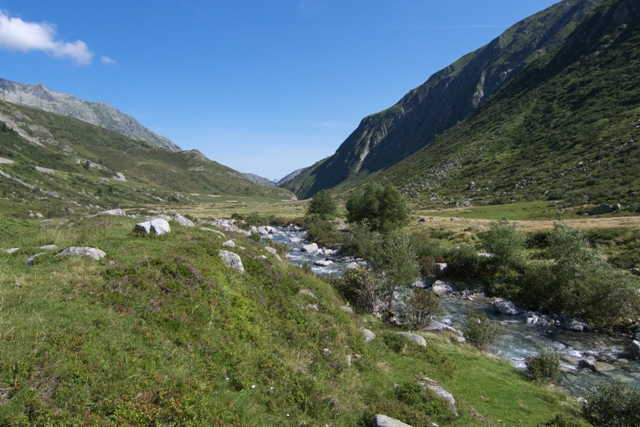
left=101, top=56, right=116, bottom=65
left=0, top=11, right=93, bottom=65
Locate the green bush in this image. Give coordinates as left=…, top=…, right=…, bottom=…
left=305, top=219, right=339, bottom=247
left=331, top=267, right=379, bottom=313
left=306, top=189, right=337, bottom=220
left=443, top=245, right=486, bottom=281
left=479, top=215, right=527, bottom=276
left=345, top=182, right=409, bottom=233
left=376, top=234, right=419, bottom=310
left=582, top=380, right=640, bottom=427
left=463, top=308, right=501, bottom=351
left=340, top=221, right=382, bottom=260
left=525, top=350, right=560, bottom=383
left=403, top=289, right=443, bottom=329
left=608, top=252, right=640, bottom=269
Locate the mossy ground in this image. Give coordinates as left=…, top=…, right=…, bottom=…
left=0, top=214, right=582, bottom=426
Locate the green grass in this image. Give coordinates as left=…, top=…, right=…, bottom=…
left=0, top=215, right=582, bottom=426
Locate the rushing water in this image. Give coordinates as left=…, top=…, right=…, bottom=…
left=268, top=226, right=640, bottom=397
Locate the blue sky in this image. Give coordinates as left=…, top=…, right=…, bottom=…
left=0, top=0, right=559, bottom=181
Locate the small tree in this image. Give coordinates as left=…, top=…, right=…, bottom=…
left=346, top=182, right=409, bottom=233
left=403, top=289, right=443, bottom=329
left=306, top=190, right=337, bottom=220
left=525, top=350, right=560, bottom=383
left=479, top=214, right=526, bottom=276
left=376, top=233, right=419, bottom=310
left=463, top=308, right=501, bottom=351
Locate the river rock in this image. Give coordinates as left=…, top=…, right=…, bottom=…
left=290, top=237, right=301, bottom=243
left=631, top=340, right=640, bottom=360
left=589, top=204, right=614, bottom=215
left=360, top=327, right=376, bottom=343
left=431, top=280, right=454, bottom=297
left=56, top=247, right=106, bottom=260
left=492, top=299, right=520, bottom=315
left=302, top=243, right=318, bottom=253
left=257, top=226, right=269, bottom=236
left=265, top=226, right=277, bottom=234
left=412, top=278, right=431, bottom=289
left=578, top=357, right=598, bottom=371
left=563, top=317, right=591, bottom=332
left=219, top=250, right=244, bottom=274
left=397, top=332, right=427, bottom=347
left=99, top=208, right=126, bottom=216
left=346, top=262, right=358, bottom=269
left=372, top=414, right=413, bottom=427
left=423, top=321, right=465, bottom=343
left=314, top=260, right=333, bottom=267
left=173, top=213, right=194, bottom=227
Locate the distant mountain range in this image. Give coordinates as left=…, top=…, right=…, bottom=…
left=0, top=78, right=181, bottom=151
left=282, top=0, right=605, bottom=199
left=242, top=173, right=276, bottom=187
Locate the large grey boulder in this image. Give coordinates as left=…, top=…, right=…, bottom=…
left=219, top=250, right=244, bottom=274
left=492, top=299, right=520, bottom=315
left=431, top=280, right=454, bottom=297
left=135, top=219, right=171, bottom=235
left=424, top=321, right=466, bottom=343
left=360, top=327, right=376, bottom=343
left=56, top=247, right=106, bottom=260
left=173, top=213, right=194, bottom=227
left=589, top=204, right=614, bottom=215
left=397, top=332, right=427, bottom=347
left=99, top=208, right=126, bottom=216
left=563, top=317, right=591, bottom=332
left=302, top=243, right=318, bottom=253
left=372, top=414, right=413, bottom=427
left=257, top=226, right=269, bottom=236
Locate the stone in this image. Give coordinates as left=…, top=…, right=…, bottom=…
left=145, top=214, right=173, bottom=222
left=150, top=219, right=170, bottom=235
left=397, top=332, right=427, bottom=347
left=492, top=299, right=520, bottom=315
left=424, top=384, right=459, bottom=417
left=460, top=200, right=471, bottom=207
left=5, top=248, right=20, bottom=254
left=265, top=246, right=277, bottom=255
left=340, top=306, right=354, bottom=314
left=39, top=245, right=57, bottom=251
left=99, top=208, right=126, bottom=216
left=431, top=280, right=454, bottom=297
left=289, top=237, right=301, bottom=243
left=346, top=262, right=358, bottom=269
left=200, top=227, right=225, bottom=237
left=360, top=327, right=376, bottom=343
left=631, top=340, right=640, bottom=360
left=66, top=207, right=75, bottom=214
left=578, top=357, right=597, bottom=371
left=314, top=260, right=333, bottom=267
left=302, top=243, right=318, bottom=253
left=24, top=252, right=46, bottom=266
left=423, top=321, right=465, bottom=343
left=56, top=247, right=106, bottom=260
left=589, top=204, right=614, bottom=215
left=305, top=304, right=319, bottom=312
left=412, top=278, right=430, bottom=289
left=223, top=239, right=236, bottom=248
left=372, top=414, right=413, bottom=427
left=266, top=226, right=277, bottom=234
left=173, top=213, right=194, bottom=227
left=219, top=250, right=244, bottom=274
left=563, top=317, right=591, bottom=332
left=418, top=218, right=427, bottom=223
left=631, top=268, right=640, bottom=276
left=257, top=226, right=269, bottom=236
left=35, top=213, right=43, bottom=218
left=135, top=222, right=152, bottom=233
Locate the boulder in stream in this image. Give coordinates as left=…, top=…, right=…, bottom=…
left=492, top=298, right=520, bottom=315
left=632, top=340, right=640, bottom=360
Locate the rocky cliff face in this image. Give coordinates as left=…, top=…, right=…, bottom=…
left=283, top=0, right=604, bottom=199
left=242, top=173, right=276, bottom=187
left=0, top=78, right=180, bottom=151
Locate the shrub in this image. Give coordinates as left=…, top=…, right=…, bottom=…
left=376, top=234, right=419, bottom=309
left=305, top=219, right=339, bottom=247
left=443, top=245, right=486, bottom=281
left=403, top=289, right=443, bottom=329
left=332, top=267, right=379, bottom=313
left=525, top=350, right=560, bottom=383
left=582, top=380, right=640, bottom=427
left=478, top=215, right=526, bottom=276
left=418, top=255, right=439, bottom=278
left=608, top=252, right=640, bottom=269
left=306, top=189, right=337, bottom=220
left=345, top=182, right=409, bottom=233
left=340, top=221, right=382, bottom=260
left=463, top=308, right=501, bottom=351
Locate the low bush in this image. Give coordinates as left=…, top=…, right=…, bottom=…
left=340, top=221, right=382, bottom=260
left=305, top=219, right=339, bottom=247
left=403, top=289, right=443, bottom=329
left=463, top=308, right=501, bottom=351
left=582, top=380, right=640, bottom=427
left=608, top=252, right=640, bottom=269
left=331, top=267, right=379, bottom=313
left=443, top=245, right=487, bottom=281
left=525, top=350, right=560, bottom=383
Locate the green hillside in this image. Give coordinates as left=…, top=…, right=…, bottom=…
left=282, top=0, right=605, bottom=199
left=375, top=0, right=640, bottom=211
left=0, top=100, right=294, bottom=217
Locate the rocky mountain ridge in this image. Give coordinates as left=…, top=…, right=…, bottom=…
left=0, top=78, right=181, bottom=151
left=282, top=0, right=605, bottom=199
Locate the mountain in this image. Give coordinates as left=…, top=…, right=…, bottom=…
left=276, top=166, right=310, bottom=185
left=282, top=0, right=605, bottom=199
left=242, top=172, right=276, bottom=187
left=375, top=0, right=640, bottom=211
left=0, top=99, right=294, bottom=216
left=0, top=78, right=181, bottom=151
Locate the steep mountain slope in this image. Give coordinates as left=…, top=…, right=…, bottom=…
left=0, top=100, right=293, bottom=216
left=282, top=0, right=604, bottom=199
left=377, top=0, right=640, bottom=211
left=276, top=166, right=309, bottom=185
left=242, top=173, right=276, bottom=187
left=0, top=78, right=180, bottom=151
